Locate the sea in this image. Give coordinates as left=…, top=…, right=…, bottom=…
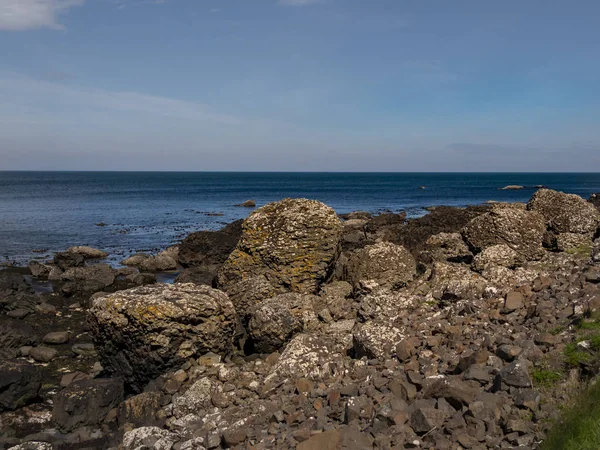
left=1, top=172, right=600, bottom=266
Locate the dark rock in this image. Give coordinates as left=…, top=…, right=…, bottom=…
left=173, top=267, right=214, bottom=286
left=0, top=319, right=37, bottom=357
left=30, top=346, right=58, bottom=362
left=422, top=377, right=479, bottom=409
left=125, top=272, right=157, bottom=286
left=71, top=343, right=96, bottom=357
left=66, top=246, right=108, bottom=259
left=499, top=360, right=532, bottom=388
left=235, top=200, right=256, bottom=207
left=88, top=283, right=237, bottom=391
left=0, top=359, right=41, bottom=411
left=589, top=193, right=600, bottom=211
left=217, top=199, right=343, bottom=294
left=52, top=378, right=124, bottom=432
left=178, top=219, right=242, bottom=268
left=410, top=407, right=447, bottom=434
left=28, top=261, right=52, bottom=278
left=54, top=252, right=85, bottom=270
left=42, top=331, right=70, bottom=345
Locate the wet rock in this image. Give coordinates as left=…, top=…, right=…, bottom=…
left=30, top=346, right=58, bottom=362
left=345, top=242, right=417, bottom=289
left=42, top=331, right=70, bottom=345
left=472, top=244, right=524, bottom=272
left=173, top=267, right=214, bottom=286
left=89, top=283, right=236, bottom=390
left=0, top=319, right=37, bottom=357
left=236, top=199, right=256, bottom=207
left=462, top=205, right=546, bottom=260
left=126, top=272, right=157, bottom=286
left=248, top=293, right=318, bottom=353
left=528, top=188, right=600, bottom=234
left=52, top=378, right=124, bottom=432
left=178, top=219, right=243, bottom=268
left=66, top=246, right=108, bottom=259
left=122, top=253, right=151, bottom=267
left=217, top=198, right=343, bottom=294
left=71, top=343, right=96, bottom=357
left=353, top=321, right=405, bottom=359
left=54, top=252, right=85, bottom=270
left=0, top=359, right=41, bottom=411
left=61, top=264, right=116, bottom=289
left=28, top=261, right=52, bottom=278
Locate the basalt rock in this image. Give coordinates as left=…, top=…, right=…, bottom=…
left=462, top=204, right=546, bottom=260
left=65, top=246, right=108, bottom=259
left=217, top=199, right=343, bottom=294
left=528, top=188, right=600, bottom=235
left=178, top=219, right=243, bottom=268
left=224, top=275, right=281, bottom=325
left=345, top=242, right=416, bottom=290
left=589, top=193, right=600, bottom=211
left=60, top=264, right=116, bottom=289
left=248, top=293, right=319, bottom=353
left=53, top=252, right=85, bottom=270
left=0, top=359, right=41, bottom=411
left=0, top=319, right=37, bottom=358
left=88, top=283, right=236, bottom=391
left=424, top=232, right=473, bottom=263
left=472, top=244, right=525, bottom=272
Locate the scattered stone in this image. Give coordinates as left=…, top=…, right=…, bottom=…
left=29, top=346, right=58, bottom=363
left=42, top=331, right=70, bottom=345
left=66, top=246, right=108, bottom=259
left=71, top=343, right=97, bottom=357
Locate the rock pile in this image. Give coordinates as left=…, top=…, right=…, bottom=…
left=1, top=189, right=599, bottom=450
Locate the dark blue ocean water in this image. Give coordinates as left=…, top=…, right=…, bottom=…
left=1, top=172, right=599, bottom=265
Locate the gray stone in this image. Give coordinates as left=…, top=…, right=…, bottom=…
left=0, top=359, right=41, bottom=411
left=30, top=346, right=58, bottom=362
left=42, top=331, right=70, bottom=345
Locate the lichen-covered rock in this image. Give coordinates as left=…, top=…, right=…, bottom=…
left=556, top=233, right=594, bottom=254
left=88, top=283, right=237, bottom=390
left=430, top=262, right=487, bottom=301
left=172, top=377, right=219, bottom=417
left=462, top=205, right=546, bottom=260
left=0, top=359, right=41, bottom=411
left=118, top=392, right=164, bottom=428
left=265, top=333, right=350, bottom=383
left=52, top=378, right=124, bottom=432
left=358, top=290, right=417, bottom=322
left=353, top=321, right=405, bottom=359
left=225, top=275, right=281, bottom=325
left=122, top=426, right=178, bottom=450
left=217, top=199, right=343, bottom=294
left=7, top=443, right=53, bottom=450
left=425, top=232, right=472, bottom=262
left=472, top=244, right=525, bottom=272
left=345, top=242, right=416, bottom=289
left=66, top=246, right=108, bottom=259
left=528, top=188, right=600, bottom=234
left=248, top=293, right=319, bottom=353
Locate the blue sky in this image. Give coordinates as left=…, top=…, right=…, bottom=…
left=0, top=0, right=599, bottom=171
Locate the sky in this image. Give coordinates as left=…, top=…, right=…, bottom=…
left=0, top=0, right=599, bottom=171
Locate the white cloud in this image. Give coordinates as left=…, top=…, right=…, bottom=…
left=278, top=0, right=323, bottom=6
left=0, top=0, right=83, bottom=31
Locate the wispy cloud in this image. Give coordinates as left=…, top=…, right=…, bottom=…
left=0, top=73, right=243, bottom=125
left=0, top=0, right=83, bottom=31
left=278, top=0, right=323, bottom=6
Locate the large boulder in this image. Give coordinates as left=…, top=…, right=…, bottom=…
left=52, top=378, right=124, bottom=432
left=53, top=252, right=85, bottom=270
left=217, top=199, right=343, bottom=294
left=88, top=283, right=237, bottom=390
left=122, top=254, right=177, bottom=272
left=472, top=244, right=525, bottom=272
left=345, top=242, right=416, bottom=289
left=223, top=275, right=280, bottom=324
left=248, top=293, right=319, bottom=353
left=429, top=262, right=487, bottom=301
left=462, top=205, right=546, bottom=260
left=178, top=220, right=243, bottom=268
left=0, top=359, right=41, bottom=411
left=424, top=232, right=472, bottom=263
left=528, top=189, right=600, bottom=234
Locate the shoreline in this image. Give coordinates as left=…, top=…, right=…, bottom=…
left=0, top=188, right=599, bottom=449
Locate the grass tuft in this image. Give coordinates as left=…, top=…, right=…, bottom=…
left=531, top=368, right=563, bottom=387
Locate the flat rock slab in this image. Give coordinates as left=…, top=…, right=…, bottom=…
left=43, top=331, right=70, bottom=345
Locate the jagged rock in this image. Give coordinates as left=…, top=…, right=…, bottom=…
left=345, top=242, right=416, bottom=289
left=353, top=321, right=405, bottom=359
left=52, top=378, right=124, bottom=432
left=265, top=333, right=350, bottom=383
left=122, top=426, right=177, bottom=450
left=65, top=246, right=108, bottom=259
left=499, top=360, right=532, bottom=388
left=425, top=232, right=472, bottom=263
left=54, top=252, right=85, bottom=269
left=472, top=244, right=525, bottom=272
left=429, top=262, right=487, bottom=301
left=423, top=377, right=479, bottom=409
left=88, top=283, right=236, bottom=390
left=217, top=199, right=343, bottom=294
left=172, top=377, right=217, bottom=417
left=118, top=392, right=164, bottom=428
left=225, top=275, right=280, bottom=325
left=358, top=290, right=416, bottom=322
left=528, top=188, right=600, bottom=234
left=248, top=293, right=318, bottom=353
left=28, top=261, right=52, bottom=278
left=178, top=220, right=243, bottom=268
left=0, top=359, right=41, bottom=411
left=462, top=205, right=546, bottom=260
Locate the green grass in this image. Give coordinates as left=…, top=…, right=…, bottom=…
left=540, top=380, right=600, bottom=450
left=565, top=245, right=593, bottom=257
left=532, top=368, right=563, bottom=387
left=564, top=343, right=591, bottom=367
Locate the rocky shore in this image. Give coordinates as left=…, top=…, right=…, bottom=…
left=1, top=189, right=600, bottom=450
